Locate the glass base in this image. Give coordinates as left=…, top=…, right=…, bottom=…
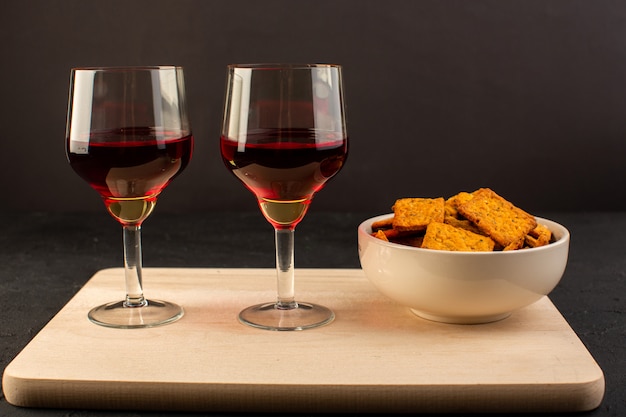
left=239, top=301, right=335, bottom=331
left=88, top=299, right=184, bottom=329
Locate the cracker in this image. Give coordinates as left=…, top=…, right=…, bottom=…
left=444, top=214, right=484, bottom=235
left=503, top=238, right=525, bottom=251
left=392, top=197, right=445, bottom=232
left=371, top=217, right=394, bottom=231
left=457, top=188, right=537, bottom=247
left=373, top=229, right=389, bottom=242
left=372, top=228, right=424, bottom=247
left=525, top=223, right=552, bottom=248
left=444, top=191, right=474, bottom=218
left=378, top=228, right=409, bottom=240
left=444, top=191, right=482, bottom=234
left=421, top=221, right=495, bottom=252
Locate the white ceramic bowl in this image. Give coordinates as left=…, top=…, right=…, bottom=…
left=358, top=214, right=570, bottom=324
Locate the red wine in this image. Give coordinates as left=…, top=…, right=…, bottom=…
left=220, top=128, right=347, bottom=228
left=68, top=127, right=193, bottom=224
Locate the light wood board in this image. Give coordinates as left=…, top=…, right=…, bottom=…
left=2, top=268, right=605, bottom=413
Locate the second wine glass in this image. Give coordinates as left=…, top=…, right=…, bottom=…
left=220, top=63, right=348, bottom=331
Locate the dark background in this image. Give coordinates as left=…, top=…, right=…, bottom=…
left=1, top=2, right=625, bottom=416
left=2, top=0, right=625, bottom=215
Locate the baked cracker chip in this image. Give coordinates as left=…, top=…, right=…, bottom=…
left=371, top=217, right=394, bottom=231
left=392, top=197, right=445, bottom=232
left=503, top=238, right=525, bottom=251
left=444, top=215, right=484, bottom=235
left=444, top=191, right=474, bottom=218
left=525, top=223, right=552, bottom=248
left=457, top=188, right=537, bottom=247
left=421, top=222, right=495, bottom=252
left=373, top=230, right=389, bottom=242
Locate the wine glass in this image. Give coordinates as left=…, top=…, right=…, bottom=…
left=65, top=66, right=193, bottom=328
left=220, top=63, right=348, bottom=331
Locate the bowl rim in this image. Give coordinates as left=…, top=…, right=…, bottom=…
left=358, top=213, right=570, bottom=255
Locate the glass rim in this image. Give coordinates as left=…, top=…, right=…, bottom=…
left=70, top=65, right=183, bottom=72
left=227, top=63, right=342, bottom=70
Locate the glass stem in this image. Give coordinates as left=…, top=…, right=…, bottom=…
left=275, top=228, right=297, bottom=309
left=123, top=225, right=147, bottom=308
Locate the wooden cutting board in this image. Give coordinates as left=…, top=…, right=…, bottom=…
left=2, top=268, right=604, bottom=413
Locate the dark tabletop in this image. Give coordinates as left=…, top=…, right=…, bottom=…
left=0, top=211, right=624, bottom=417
